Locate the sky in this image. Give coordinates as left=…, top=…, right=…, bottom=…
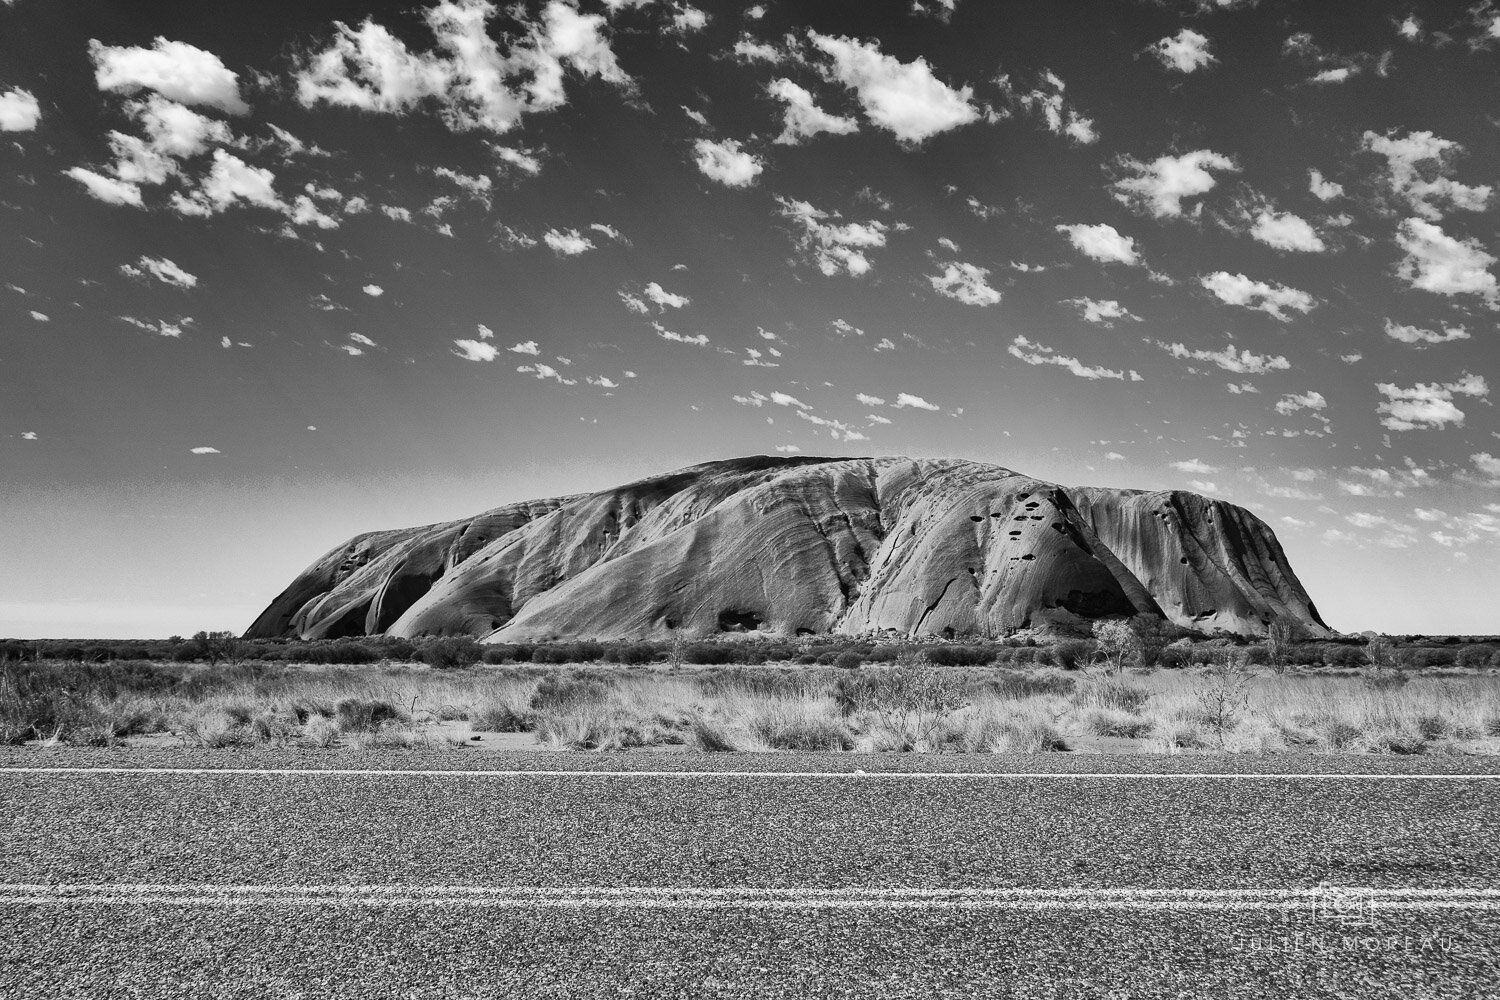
left=2, top=0, right=1499, bottom=639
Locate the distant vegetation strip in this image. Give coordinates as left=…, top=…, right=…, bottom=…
left=4, top=622, right=1499, bottom=756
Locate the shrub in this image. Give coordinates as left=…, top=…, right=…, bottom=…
left=833, top=651, right=864, bottom=670
left=1128, top=615, right=1172, bottom=668
left=925, top=646, right=995, bottom=667
left=1321, top=645, right=1366, bottom=669
left=690, top=715, right=740, bottom=752
left=1073, top=677, right=1150, bottom=713
left=1048, top=639, right=1095, bottom=671
left=605, top=643, right=660, bottom=665
left=683, top=643, right=738, bottom=665
left=529, top=675, right=612, bottom=712
left=470, top=701, right=533, bottom=732
left=1457, top=646, right=1495, bottom=669
left=334, top=699, right=406, bottom=733
left=1085, top=709, right=1154, bottom=739
left=748, top=709, right=854, bottom=751
left=415, top=638, right=481, bottom=670
left=1001, top=716, right=1069, bottom=752
left=1158, top=647, right=1188, bottom=670
left=980, top=671, right=1076, bottom=700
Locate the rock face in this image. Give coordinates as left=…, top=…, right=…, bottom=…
left=244, top=456, right=1331, bottom=642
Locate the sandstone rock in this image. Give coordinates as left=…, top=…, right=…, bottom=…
left=244, top=456, right=1330, bottom=642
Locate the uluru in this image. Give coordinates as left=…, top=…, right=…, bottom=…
left=245, top=456, right=1330, bottom=642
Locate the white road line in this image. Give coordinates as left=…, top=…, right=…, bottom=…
left=3, top=766, right=1499, bottom=780
left=0, top=883, right=1495, bottom=910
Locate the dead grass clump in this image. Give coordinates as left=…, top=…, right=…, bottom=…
left=470, top=700, right=534, bottom=733
left=1156, top=721, right=1206, bottom=751
left=1073, top=677, right=1151, bottom=713
left=1085, top=708, right=1154, bottom=739
left=746, top=705, right=854, bottom=751
left=978, top=670, right=1077, bottom=701
left=690, top=715, right=741, bottom=752
left=335, top=698, right=407, bottom=733
left=999, top=715, right=1070, bottom=752
left=299, top=715, right=340, bottom=748
left=1312, top=717, right=1363, bottom=752
left=188, top=710, right=256, bottom=749
left=529, top=675, right=613, bottom=712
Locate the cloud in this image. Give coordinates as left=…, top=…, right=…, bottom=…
left=0, top=88, right=41, bottom=131
left=347, top=333, right=376, bottom=347
left=171, top=150, right=280, bottom=217
left=1154, top=340, right=1290, bottom=374
left=294, top=1, right=631, bottom=134
left=766, top=77, right=858, bottom=144
left=29, top=310, right=48, bottom=322
left=775, top=444, right=802, bottom=453
left=998, top=70, right=1097, bottom=144
left=1009, top=335, right=1133, bottom=381
left=1308, top=169, right=1344, bottom=201
left=1149, top=28, right=1217, bottom=72
left=652, top=322, right=709, bottom=346
left=508, top=340, right=540, bottom=355
left=1056, top=223, right=1140, bottom=265
left=1394, top=218, right=1498, bottom=305
left=1275, top=390, right=1327, bottom=415
left=630, top=282, right=684, bottom=311
left=89, top=37, right=248, bottom=114
left=1362, top=130, right=1492, bottom=221
left=777, top=197, right=889, bottom=277
left=856, top=392, right=885, bottom=406
left=452, top=338, right=499, bottom=361
left=732, top=34, right=783, bottom=63
left=1112, top=149, right=1237, bottom=218
left=808, top=31, right=979, bottom=143
left=1172, top=459, right=1217, bottom=474
left=189, top=446, right=220, bottom=454
left=1376, top=373, right=1488, bottom=430
left=63, top=167, right=144, bottom=207
left=433, top=166, right=493, bottom=206
left=1199, top=271, right=1316, bottom=320
left=517, top=362, right=576, bottom=385
left=671, top=4, right=708, bottom=33
left=21, top=432, right=38, bottom=441
left=892, top=392, right=939, bottom=410
left=589, top=222, right=627, bottom=243
left=692, top=137, right=762, bottom=187
left=361, top=284, right=384, bottom=297
left=586, top=374, right=619, bottom=389
left=1383, top=318, right=1470, bottom=345
left=928, top=261, right=1000, bottom=306
left=1472, top=452, right=1500, bottom=483
left=1249, top=210, right=1325, bottom=252
left=543, top=227, right=595, bottom=255
left=119, top=255, right=197, bottom=289
left=1066, top=297, right=1139, bottom=326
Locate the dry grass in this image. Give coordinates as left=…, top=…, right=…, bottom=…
left=7, top=657, right=1500, bottom=755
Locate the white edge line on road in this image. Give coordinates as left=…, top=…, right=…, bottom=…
left=2, top=767, right=1499, bottom=779
left=1, top=884, right=1496, bottom=910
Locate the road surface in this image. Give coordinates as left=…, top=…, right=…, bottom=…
left=1, top=749, right=1497, bottom=998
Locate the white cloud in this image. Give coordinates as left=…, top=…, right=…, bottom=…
left=652, top=322, right=709, bottom=346
left=1363, top=130, right=1492, bottom=221
left=63, top=167, right=144, bottom=207
left=1056, top=223, right=1140, bottom=265
left=543, top=227, right=595, bottom=255
left=1149, top=28, right=1217, bottom=73
left=1250, top=210, right=1325, bottom=252
left=775, top=444, right=802, bottom=453
left=892, top=392, right=939, bottom=410
left=732, top=35, right=783, bottom=63
left=1066, top=297, right=1139, bottom=325
left=0, top=88, right=41, bottom=131
left=433, top=166, right=493, bottom=206
left=29, top=310, right=48, bottom=322
left=1009, top=335, right=1132, bottom=381
left=89, top=37, right=248, bottom=114
left=1200, top=271, right=1317, bottom=321
left=362, top=284, right=384, bottom=297
left=21, top=432, right=38, bottom=441
left=927, top=261, right=1000, bottom=306
left=766, top=77, right=858, bottom=144
left=189, top=446, right=220, bottom=454
left=856, top=392, right=885, bottom=406
left=618, top=292, right=648, bottom=314
left=671, top=4, right=708, bottom=33
left=1275, top=390, right=1327, bottom=415
left=643, top=282, right=689, bottom=309
left=777, top=197, right=888, bottom=277
left=452, top=339, right=499, bottom=361
left=1398, top=15, right=1423, bottom=41
left=509, top=340, right=540, bottom=355
left=1384, top=318, right=1470, bottom=345
left=1112, top=149, right=1237, bottom=218
left=692, top=137, right=762, bottom=187
left=347, top=333, right=376, bottom=347
left=1308, top=169, right=1344, bottom=201
left=120, top=255, right=197, bottom=289
left=1376, top=373, right=1488, bottom=431
left=493, top=144, right=543, bottom=175
left=589, top=222, right=626, bottom=243
left=999, top=70, right=1097, bottom=144
left=586, top=374, right=619, bottom=389
left=517, top=362, right=577, bottom=385
left=1470, top=452, right=1500, bottom=483
left=769, top=391, right=809, bottom=409
left=171, top=149, right=280, bottom=217
left=1172, top=458, right=1218, bottom=474
left=1154, top=340, right=1290, bottom=374
left=1394, top=218, right=1498, bottom=305
left=808, top=31, right=979, bottom=143
left=294, top=1, right=630, bottom=134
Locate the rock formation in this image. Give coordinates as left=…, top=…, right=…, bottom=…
left=244, top=456, right=1331, bottom=642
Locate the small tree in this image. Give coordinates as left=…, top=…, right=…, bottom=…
left=1092, top=620, right=1134, bottom=674
left=192, top=630, right=241, bottom=666
left=1265, top=621, right=1300, bottom=675
left=1128, top=614, right=1170, bottom=668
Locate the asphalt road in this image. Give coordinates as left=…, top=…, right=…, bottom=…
left=2, top=749, right=1498, bottom=998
